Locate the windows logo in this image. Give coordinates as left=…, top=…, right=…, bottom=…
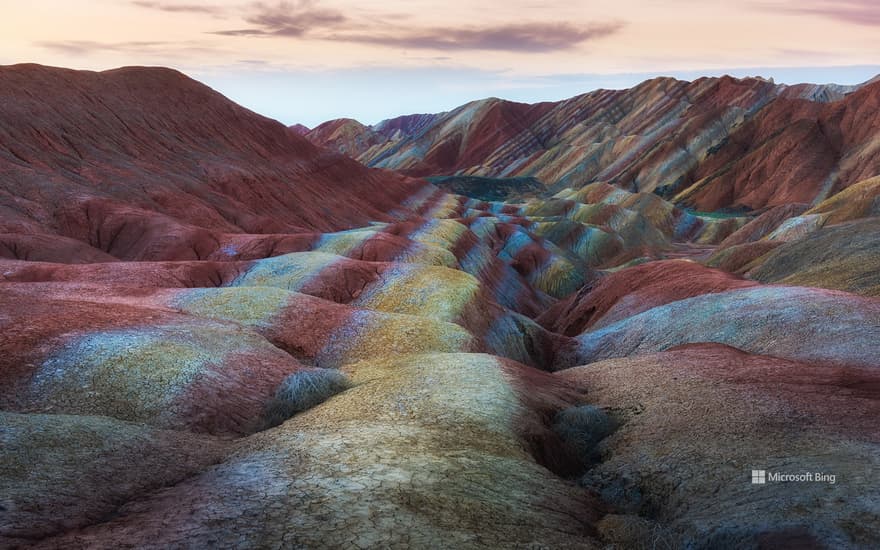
left=751, top=470, right=767, bottom=484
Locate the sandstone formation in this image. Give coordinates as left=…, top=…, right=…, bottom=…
left=2, top=64, right=879, bottom=549
left=307, top=76, right=880, bottom=212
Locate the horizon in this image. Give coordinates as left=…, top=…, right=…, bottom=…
left=5, top=61, right=880, bottom=129
left=3, top=1, right=879, bottom=126
left=271, top=64, right=880, bottom=128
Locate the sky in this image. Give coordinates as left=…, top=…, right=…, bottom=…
left=2, top=0, right=879, bottom=127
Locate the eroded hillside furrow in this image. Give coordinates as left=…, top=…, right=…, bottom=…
left=6, top=174, right=880, bottom=548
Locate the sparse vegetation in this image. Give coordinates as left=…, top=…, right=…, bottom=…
left=552, top=405, right=614, bottom=462
left=595, top=513, right=677, bottom=550
left=263, top=369, right=351, bottom=428
left=426, top=175, right=545, bottom=202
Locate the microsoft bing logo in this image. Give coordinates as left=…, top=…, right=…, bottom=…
left=748, top=468, right=836, bottom=484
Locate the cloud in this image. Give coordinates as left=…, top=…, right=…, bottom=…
left=757, top=0, right=880, bottom=26
left=212, top=0, right=347, bottom=37
left=212, top=29, right=269, bottom=36
left=335, top=22, right=625, bottom=53
left=131, top=1, right=225, bottom=15
left=36, top=40, right=168, bottom=55
left=35, top=40, right=225, bottom=58
left=212, top=1, right=624, bottom=52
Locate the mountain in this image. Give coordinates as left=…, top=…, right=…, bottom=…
left=2, top=65, right=880, bottom=549
left=306, top=75, right=880, bottom=211
left=0, top=64, right=426, bottom=262
left=288, top=123, right=310, bottom=135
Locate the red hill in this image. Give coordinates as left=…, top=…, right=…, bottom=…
left=0, top=64, right=425, bottom=261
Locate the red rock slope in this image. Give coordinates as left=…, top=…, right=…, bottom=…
left=0, top=64, right=426, bottom=262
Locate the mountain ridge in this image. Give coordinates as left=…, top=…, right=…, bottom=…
left=305, top=73, right=880, bottom=211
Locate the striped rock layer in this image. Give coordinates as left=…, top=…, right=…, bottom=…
left=308, top=75, right=880, bottom=212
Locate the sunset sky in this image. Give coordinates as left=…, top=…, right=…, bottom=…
left=2, top=0, right=879, bottom=126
